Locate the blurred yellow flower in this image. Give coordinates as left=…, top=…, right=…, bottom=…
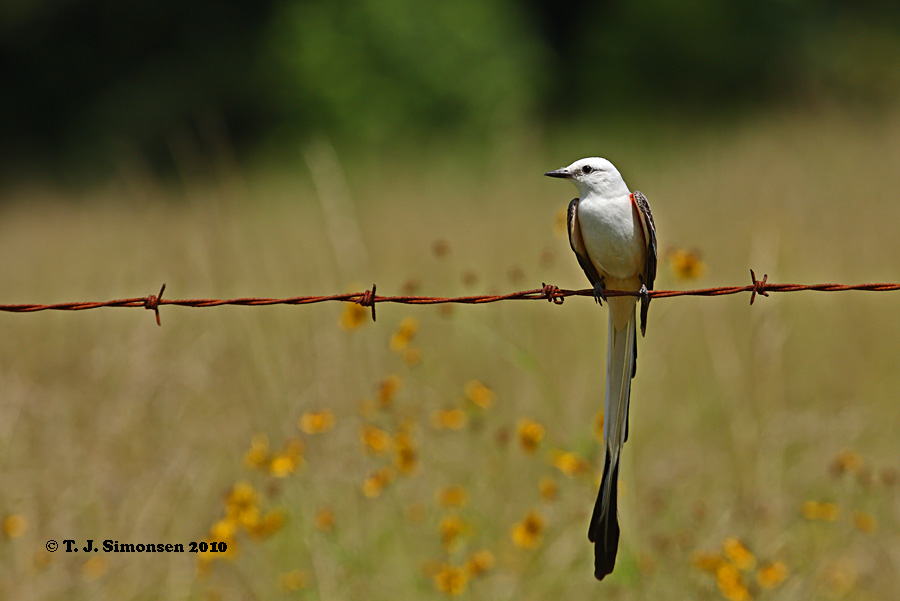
left=511, top=510, right=544, bottom=550
left=432, top=563, right=468, bottom=596
left=464, top=380, right=495, bottom=409
left=593, top=410, right=604, bottom=442
left=394, top=431, right=418, bottom=474
left=722, top=537, right=756, bottom=571
left=852, top=511, right=877, bottom=533
left=465, top=549, right=495, bottom=577
left=390, top=317, right=419, bottom=351
left=439, top=514, right=468, bottom=549
left=716, top=563, right=750, bottom=601
left=431, top=408, right=467, bottom=430
left=315, top=508, right=335, bottom=532
left=362, top=467, right=395, bottom=498
left=378, top=375, right=402, bottom=408
left=668, top=248, right=707, bottom=281
left=360, top=424, right=392, bottom=455
left=436, top=486, right=468, bottom=508
left=243, top=433, right=270, bottom=470
left=226, top=482, right=260, bottom=526
left=278, top=570, right=308, bottom=592
left=691, top=551, right=725, bottom=573
left=269, top=438, right=305, bottom=478
left=248, top=509, right=285, bottom=539
left=299, top=410, right=335, bottom=434
left=802, top=500, right=839, bottom=521
left=403, top=348, right=422, bottom=366
left=340, top=302, right=369, bottom=330
left=516, top=418, right=545, bottom=453
left=550, top=449, right=590, bottom=477
left=539, top=476, right=558, bottom=502
left=830, top=450, right=864, bottom=476
left=2, top=514, right=27, bottom=538
left=553, top=207, right=568, bottom=237
left=82, top=556, right=108, bottom=582
left=210, top=518, right=238, bottom=542
left=756, top=561, right=788, bottom=588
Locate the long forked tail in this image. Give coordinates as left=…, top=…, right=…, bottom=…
left=588, top=306, right=636, bottom=580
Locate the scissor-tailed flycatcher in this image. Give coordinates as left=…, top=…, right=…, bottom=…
left=545, top=157, right=657, bottom=581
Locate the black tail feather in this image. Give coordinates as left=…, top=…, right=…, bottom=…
left=588, top=450, right=620, bottom=580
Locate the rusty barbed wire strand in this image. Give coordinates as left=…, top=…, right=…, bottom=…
left=2, top=271, right=899, bottom=326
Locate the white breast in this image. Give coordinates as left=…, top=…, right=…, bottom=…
left=577, top=193, right=645, bottom=281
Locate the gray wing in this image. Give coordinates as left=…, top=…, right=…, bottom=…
left=567, top=198, right=603, bottom=287
left=632, top=191, right=657, bottom=336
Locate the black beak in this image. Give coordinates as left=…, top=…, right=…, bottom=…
left=544, top=168, right=571, bottom=179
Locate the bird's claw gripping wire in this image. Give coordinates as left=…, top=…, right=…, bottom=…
left=592, top=277, right=608, bottom=305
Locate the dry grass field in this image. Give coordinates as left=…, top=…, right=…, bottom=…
left=1, top=107, right=899, bottom=600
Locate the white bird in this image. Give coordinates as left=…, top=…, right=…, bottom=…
left=545, top=157, right=657, bottom=581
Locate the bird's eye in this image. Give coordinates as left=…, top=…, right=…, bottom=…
left=582, top=165, right=593, bottom=174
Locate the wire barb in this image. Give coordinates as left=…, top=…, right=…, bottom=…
left=355, top=283, right=377, bottom=322
left=749, top=270, right=768, bottom=305
left=540, top=283, right=564, bottom=305
left=143, top=283, right=166, bottom=326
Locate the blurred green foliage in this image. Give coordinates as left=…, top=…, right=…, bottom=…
left=2, top=0, right=900, bottom=179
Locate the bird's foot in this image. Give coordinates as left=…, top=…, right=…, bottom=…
left=593, top=278, right=608, bottom=305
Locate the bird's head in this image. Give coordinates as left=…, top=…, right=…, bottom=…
left=545, top=157, right=629, bottom=198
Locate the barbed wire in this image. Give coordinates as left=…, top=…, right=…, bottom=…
left=2, top=271, right=899, bottom=326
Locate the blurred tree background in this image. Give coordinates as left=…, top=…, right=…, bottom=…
left=2, top=0, right=900, bottom=184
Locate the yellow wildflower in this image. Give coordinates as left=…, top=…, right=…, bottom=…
left=226, top=482, right=259, bottom=527
left=340, top=302, right=369, bottom=330
left=716, top=563, right=750, bottom=601
left=378, top=375, right=402, bottom=408
left=360, top=424, right=392, bottom=455
left=436, top=486, right=468, bottom=508
left=315, top=508, right=335, bottom=532
left=432, top=563, right=468, bottom=596
left=852, top=511, right=877, bottom=533
left=431, top=408, right=467, bottom=430
left=802, top=500, right=839, bottom=521
left=550, top=449, right=590, bottom=477
left=511, top=510, right=544, bottom=550
left=278, top=570, right=308, bottom=592
left=82, top=556, right=108, bottom=582
left=394, top=431, right=418, bottom=474
left=403, top=348, right=422, bottom=366
left=243, top=433, right=270, bottom=470
left=465, top=549, right=495, bottom=577
left=248, top=509, right=285, bottom=539
left=439, top=514, right=468, bottom=549
left=210, top=518, right=238, bottom=542
left=2, top=514, right=27, bottom=538
left=756, top=561, right=788, bottom=588
left=390, top=317, right=419, bottom=351
left=516, top=418, right=545, bottom=453
left=722, top=537, right=756, bottom=571
left=362, top=467, right=395, bottom=498
left=269, top=438, right=304, bottom=478
left=464, top=380, right=495, bottom=409
left=691, top=551, right=725, bottom=573
left=553, top=207, right=568, bottom=237
left=299, top=410, right=335, bottom=434
left=830, top=450, right=864, bottom=476
left=539, top=476, right=558, bottom=501
left=668, top=248, right=707, bottom=281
